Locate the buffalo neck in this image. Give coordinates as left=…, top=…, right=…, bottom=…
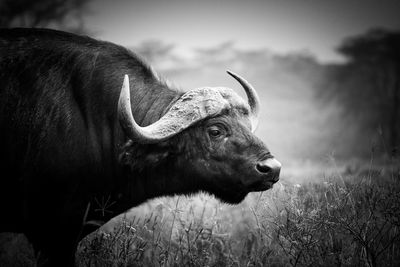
left=116, top=144, right=200, bottom=212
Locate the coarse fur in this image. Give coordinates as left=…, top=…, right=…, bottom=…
left=0, top=28, right=277, bottom=266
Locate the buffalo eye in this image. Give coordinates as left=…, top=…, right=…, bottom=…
left=207, top=125, right=225, bottom=139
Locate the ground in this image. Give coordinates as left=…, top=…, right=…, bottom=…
left=1, top=158, right=399, bottom=266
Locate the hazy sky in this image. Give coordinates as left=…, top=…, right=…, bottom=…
left=85, top=0, right=400, bottom=63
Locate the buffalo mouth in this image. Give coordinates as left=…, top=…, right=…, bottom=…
left=212, top=180, right=276, bottom=204
left=216, top=191, right=248, bottom=204
left=248, top=180, right=277, bottom=192
left=205, top=183, right=248, bottom=204
left=205, top=174, right=278, bottom=204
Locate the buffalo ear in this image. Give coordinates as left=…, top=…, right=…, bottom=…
left=145, top=151, right=170, bottom=165
left=119, top=143, right=171, bottom=171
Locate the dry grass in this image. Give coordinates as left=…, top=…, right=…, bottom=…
left=77, top=160, right=400, bottom=267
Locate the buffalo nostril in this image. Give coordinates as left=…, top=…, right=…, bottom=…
left=256, top=163, right=271, bottom=174
left=255, top=158, right=282, bottom=181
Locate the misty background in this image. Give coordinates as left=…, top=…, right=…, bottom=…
left=2, top=2, right=400, bottom=265
left=1, top=0, right=399, bottom=179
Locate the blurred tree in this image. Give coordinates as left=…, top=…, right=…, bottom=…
left=338, top=29, right=400, bottom=154
left=321, top=29, right=400, bottom=157
left=0, top=0, right=91, bottom=33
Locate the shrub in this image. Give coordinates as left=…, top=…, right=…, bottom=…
left=77, top=163, right=400, bottom=267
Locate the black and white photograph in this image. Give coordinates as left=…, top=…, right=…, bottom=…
left=0, top=0, right=399, bottom=266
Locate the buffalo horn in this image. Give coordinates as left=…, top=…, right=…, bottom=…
left=118, top=75, right=228, bottom=144
left=226, top=70, right=260, bottom=132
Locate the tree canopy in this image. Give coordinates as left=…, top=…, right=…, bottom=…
left=321, top=28, right=400, bottom=157
left=0, top=0, right=91, bottom=33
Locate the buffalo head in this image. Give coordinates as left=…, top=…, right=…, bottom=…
left=118, top=71, right=281, bottom=204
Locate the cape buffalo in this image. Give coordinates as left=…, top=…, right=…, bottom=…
left=0, top=28, right=281, bottom=266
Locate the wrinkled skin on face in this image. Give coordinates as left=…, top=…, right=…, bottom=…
left=121, top=107, right=276, bottom=204
left=188, top=109, right=273, bottom=203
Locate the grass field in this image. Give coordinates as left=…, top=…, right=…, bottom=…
left=76, top=158, right=400, bottom=267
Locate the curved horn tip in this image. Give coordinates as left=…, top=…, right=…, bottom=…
left=123, top=74, right=129, bottom=87
left=119, top=74, right=131, bottom=107
left=226, top=70, right=236, bottom=77
left=225, top=69, right=260, bottom=132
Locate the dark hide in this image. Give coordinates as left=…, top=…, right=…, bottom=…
left=119, top=108, right=272, bottom=204
left=0, top=28, right=181, bottom=266
left=0, top=28, right=276, bottom=266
